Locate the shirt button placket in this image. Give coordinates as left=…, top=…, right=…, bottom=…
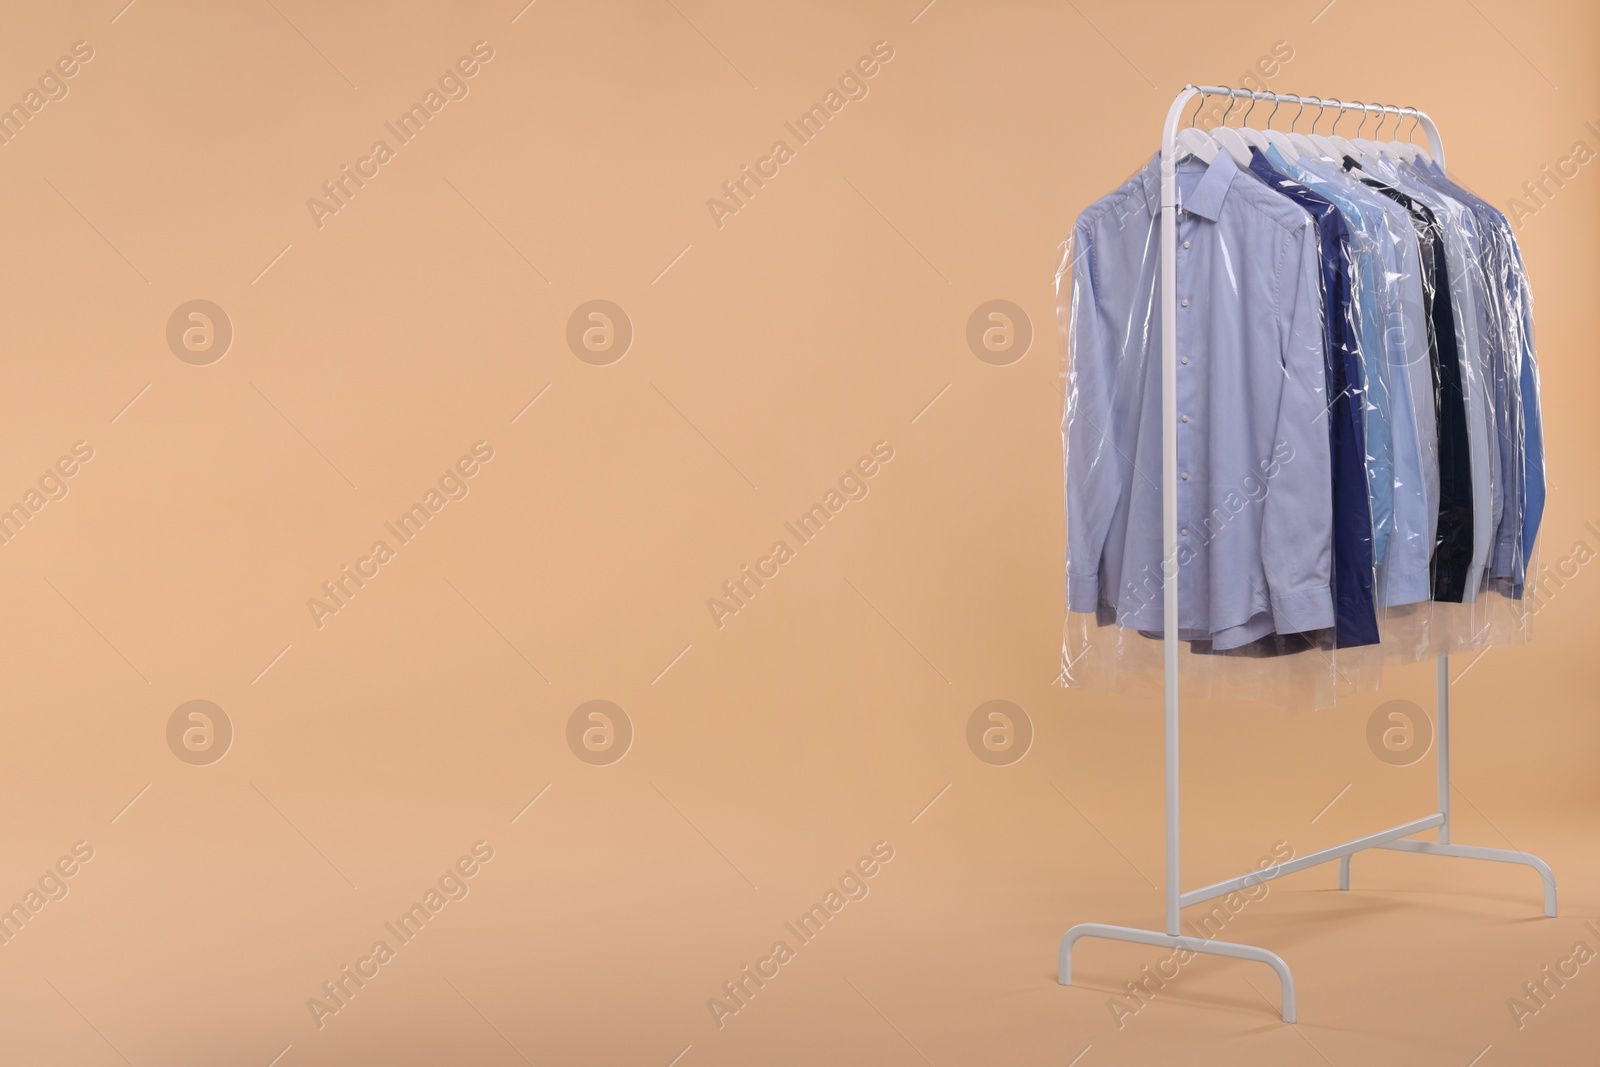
left=1175, top=218, right=1193, bottom=581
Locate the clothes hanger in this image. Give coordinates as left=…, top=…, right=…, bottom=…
left=1368, top=105, right=1399, bottom=162
left=1300, top=97, right=1343, bottom=160
left=1325, top=101, right=1364, bottom=162
left=1236, top=92, right=1272, bottom=151
left=1351, top=102, right=1386, bottom=162
left=1402, top=107, right=1434, bottom=165
left=1207, top=90, right=1256, bottom=167
left=1382, top=105, right=1420, bottom=164
left=1260, top=93, right=1301, bottom=159
left=1286, top=96, right=1323, bottom=159
left=1377, top=105, right=1409, bottom=162
left=1173, top=90, right=1218, bottom=163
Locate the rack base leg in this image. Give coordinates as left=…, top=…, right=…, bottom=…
left=1058, top=922, right=1296, bottom=1023
left=1337, top=839, right=1557, bottom=916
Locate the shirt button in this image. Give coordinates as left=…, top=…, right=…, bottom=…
left=1181, top=414, right=1189, bottom=423
left=1180, top=356, right=1188, bottom=365
left=1183, top=241, right=1191, bottom=249
left=1180, top=298, right=1189, bottom=307
left=1180, top=471, right=1189, bottom=480
left=1180, top=527, right=1190, bottom=536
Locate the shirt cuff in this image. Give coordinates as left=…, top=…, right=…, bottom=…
left=1270, top=585, right=1334, bottom=635
left=1068, top=570, right=1101, bottom=614
left=1491, top=539, right=1516, bottom=579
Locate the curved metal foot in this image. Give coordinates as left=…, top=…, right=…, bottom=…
left=1058, top=922, right=1296, bottom=1023
left=1341, top=839, right=1557, bottom=916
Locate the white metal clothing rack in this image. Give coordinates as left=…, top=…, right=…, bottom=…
left=1057, top=85, right=1557, bottom=1024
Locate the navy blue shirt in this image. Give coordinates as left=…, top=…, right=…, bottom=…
left=1246, top=149, right=1380, bottom=648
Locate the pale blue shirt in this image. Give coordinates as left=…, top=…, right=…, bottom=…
left=1282, top=151, right=1438, bottom=607
left=1064, top=151, right=1334, bottom=648
left=1361, top=157, right=1500, bottom=601
left=1264, top=147, right=1393, bottom=566
left=1404, top=159, right=1537, bottom=589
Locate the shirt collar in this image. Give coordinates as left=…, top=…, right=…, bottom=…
left=1136, top=150, right=1237, bottom=221
left=1180, top=151, right=1238, bottom=221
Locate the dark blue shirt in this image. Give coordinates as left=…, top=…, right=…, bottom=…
left=1246, top=148, right=1379, bottom=647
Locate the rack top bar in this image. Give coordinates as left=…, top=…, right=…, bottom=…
left=1186, top=83, right=1427, bottom=120
left=1163, top=84, right=1445, bottom=165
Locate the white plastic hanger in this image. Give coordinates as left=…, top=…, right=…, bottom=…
left=1399, top=107, right=1434, bottom=165
left=1382, top=106, right=1421, bottom=164
left=1175, top=125, right=1218, bottom=163
left=1350, top=102, right=1387, bottom=163
left=1367, top=104, right=1403, bottom=162
left=1260, top=94, right=1301, bottom=160
left=1236, top=93, right=1273, bottom=152
left=1207, top=91, right=1255, bottom=167
left=1174, top=93, right=1217, bottom=162
left=1325, top=101, right=1365, bottom=163
left=1284, top=97, right=1322, bottom=160
left=1297, top=97, right=1344, bottom=161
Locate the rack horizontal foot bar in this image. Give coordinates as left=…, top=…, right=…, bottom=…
left=1338, top=838, right=1558, bottom=916
left=1180, top=814, right=1443, bottom=908
left=1058, top=923, right=1296, bottom=1023
left=1058, top=820, right=1557, bottom=1023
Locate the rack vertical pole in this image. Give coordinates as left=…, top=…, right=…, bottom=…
left=1158, top=91, right=1187, bottom=938
left=1437, top=655, right=1451, bottom=843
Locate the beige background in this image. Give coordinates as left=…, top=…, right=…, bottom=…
left=0, top=0, right=1595, bottom=1063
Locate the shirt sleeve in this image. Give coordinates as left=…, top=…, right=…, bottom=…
left=1064, top=220, right=1123, bottom=612
left=1262, top=218, right=1336, bottom=633
left=1513, top=240, right=1546, bottom=575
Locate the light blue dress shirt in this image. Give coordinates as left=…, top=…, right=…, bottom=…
left=1406, top=159, right=1542, bottom=592
left=1264, top=147, right=1392, bottom=565
left=1278, top=150, right=1438, bottom=607
left=1361, top=157, right=1499, bottom=601
left=1065, top=151, right=1334, bottom=648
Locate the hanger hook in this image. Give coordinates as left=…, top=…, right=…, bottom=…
left=1405, top=107, right=1422, bottom=145
left=1309, top=96, right=1326, bottom=134
left=1357, top=101, right=1374, bottom=138
left=1330, top=100, right=1346, bottom=136
left=1266, top=91, right=1283, bottom=131
left=1290, top=94, right=1307, bottom=132
left=1242, top=89, right=1261, bottom=128
left=1220, top=87, right=1239, bottom=127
